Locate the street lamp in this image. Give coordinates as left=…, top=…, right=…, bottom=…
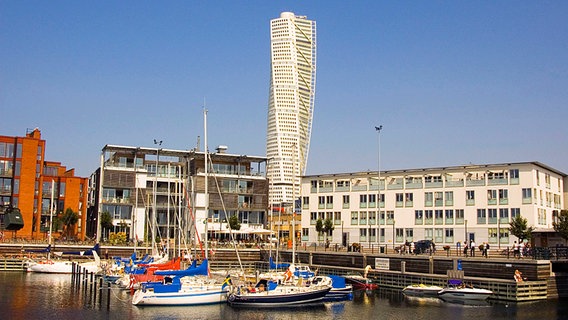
left=375, top=125, right=383, bottom=249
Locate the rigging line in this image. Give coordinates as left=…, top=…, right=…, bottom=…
left=208, top=155, right=244, bottom=273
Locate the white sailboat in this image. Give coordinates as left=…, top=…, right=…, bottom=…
left=26, top=180, right=101, bottom=274
left=131, top=108, right=228, bottom=306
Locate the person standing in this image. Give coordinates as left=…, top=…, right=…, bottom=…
left=470, top=240, right=476, bottom=257
left=463, top=241, right=469, bottom=257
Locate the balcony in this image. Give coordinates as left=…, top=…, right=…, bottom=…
left=319, top=187, right=333, bottom=193
left=425, top=181, right=443, bottom=188
left=445, top=179, right=464, bottom=187
left=466, top=179, right=486, bottom=187
left=466, top=199, right=475, bottom=206
left=488, top=178, right=508, bottom=186
left=335, top=186, right=350, bottom=192
left=405, top=182, right=423, bottom=189
left=352, top=185, right=368, bottom=192
left=488, top=199, right=497, bottom=205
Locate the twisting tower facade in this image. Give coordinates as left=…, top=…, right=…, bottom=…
left=266, top=12, right=317, bottom=206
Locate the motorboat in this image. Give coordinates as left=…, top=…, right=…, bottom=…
left=344, top=265, right=378, bottom=290
left=437, top=279, right=493, bottom=301
left=312, top=275, right=353, bottom=301
left=227, top=278, right=331, bottom=307
left=402, top=284, right=444, bottom=297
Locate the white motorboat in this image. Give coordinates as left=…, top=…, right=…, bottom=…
left=437, top=280, right=492, bottom=301
left=402, top=284, right=444, bottom=297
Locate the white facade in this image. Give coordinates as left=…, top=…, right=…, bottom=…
left=266, top=12, right=317, bottom=206
left=300, top=162, right=566, bottom=249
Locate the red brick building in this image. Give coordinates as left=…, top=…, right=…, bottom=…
left=0, top=129, right=88, bottom=240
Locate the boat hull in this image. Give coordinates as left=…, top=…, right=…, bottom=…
left=27, top=261, right=99, bottom=274
left=227, top=287, right=331, bottom=307
left=437, top=288, right=492, bottom=301
left=402, top=285, right=443, bottom=297
left=132, top=287, right=227, bottom=306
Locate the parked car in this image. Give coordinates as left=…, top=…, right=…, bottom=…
left=413, top=240, right=433, bottom=254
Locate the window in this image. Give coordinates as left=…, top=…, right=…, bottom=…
left=405, top=193, right=413, bottom=207
left=499, top=189, right=508, bottom=205
left=368, top=194, right=376, bottom=208
left=445, top=210, right=454, bottom=224
left=359, top=211, right=367, bottom=225
left=302, top=196, right=309, bottom=208
left=424, top=192, right=433, bottom=207
left=499, top=208, right=509, bottom=222
left=487, top=190, right=497, bottom=205
left=522, top=188, right=532, bottom=204
left=395, top=193, right=404, bottom=207
left=425, top=210, right=433, bottom=225
left=405, top=228, right=414, bottom=242
left=445, top=191, right=453, bottom=206
left=445, top=228, right=454, bottom=242
left=310, top=212, right=317, bottom=224
left=435, top=210, right=444, bottom=224
left=318, top=196, right=325, bottom=209
left=477, top=209, right=487, bottom=224
left=488, top=208, right=498, bottom=224
left=326, top=195, right=333, bottom=208
left=455, top=209, right=464, bottom=223
left=343, top=195, right=350, bottom=208
left=511, top=208, right=520, bottom=219
left=466, top=190, right=475, bottom=206
left=351, top=211, right=358, bottom=225
left=415, top=210, right=423, bottom=225
left=360, top=194, right=367, bottom=208
left=434, top=192, right=443, bottom=206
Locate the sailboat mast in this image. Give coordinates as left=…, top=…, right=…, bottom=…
left=48, top=179, right=54, bottom=260
left=203, top=108, right=209, bottom=261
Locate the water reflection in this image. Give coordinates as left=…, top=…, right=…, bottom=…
left=0, top=273, right=566, bottom=320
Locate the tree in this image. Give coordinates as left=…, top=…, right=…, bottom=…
left=227, top=215, right=241, bottom=231
left=60, top=208, right=79, bottom=239
left=509, top=215, right=534, bottom=242
left=315, top=219, right=324, bottom=242
left=553, top=210, right=568, bottom=242
left=100, top=211, right=114, bottom=240
left=323, top=218, right=335, bottom=238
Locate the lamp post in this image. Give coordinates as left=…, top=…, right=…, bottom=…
left=465, top=219, right=468, bottom=243
left=153, top=139, right=162, bottom=257
left=375, top=125, right=383, bottom=250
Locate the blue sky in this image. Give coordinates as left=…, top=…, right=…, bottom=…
left=2, top=1, right=567, bottom=177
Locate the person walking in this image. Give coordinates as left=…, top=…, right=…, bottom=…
left=463, top=241, right=469, bottom=257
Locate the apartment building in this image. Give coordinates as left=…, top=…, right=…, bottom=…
left=0, top=128, right=88, bottom=240
left=300, top=162, right=566, bottom=249
left=89, top=145, right=269, bottom=247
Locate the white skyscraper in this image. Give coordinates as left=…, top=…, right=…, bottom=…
left=266, top=12, right=317, bottom=206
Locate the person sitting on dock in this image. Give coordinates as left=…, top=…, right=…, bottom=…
left=514, top=270, right=523, bottom=282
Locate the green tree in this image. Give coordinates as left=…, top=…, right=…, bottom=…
left=553, top=210, right=568, bottom=241
left=323, top=218, right=335, bottom=239
left=60, top=208, right=79, bottom=239
left=315, top=219, right=324, bottom=242
left=509, top=215, right=534, bottom=242
left=227, top=215, right=241, bottom=231
left=100, top=211, right=114, bottom=240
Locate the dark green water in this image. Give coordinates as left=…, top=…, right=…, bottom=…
left=1, top=272, right=566, bottom=320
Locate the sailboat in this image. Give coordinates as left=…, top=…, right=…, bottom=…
left=131, top=109, right=228, bottom=306
left=26, top=180, right=101, bottom=274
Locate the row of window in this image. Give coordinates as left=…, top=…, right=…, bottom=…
left=302, top=226, right=511, bottom=245
left=305, top=187, right=557, bottom=209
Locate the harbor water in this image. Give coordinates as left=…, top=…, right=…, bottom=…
left=1, top=272, right=567, bottom=320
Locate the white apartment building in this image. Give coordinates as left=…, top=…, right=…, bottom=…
left=266, top=12, right=317, bottom=206
left=300, top=162, right=566, bottom=249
